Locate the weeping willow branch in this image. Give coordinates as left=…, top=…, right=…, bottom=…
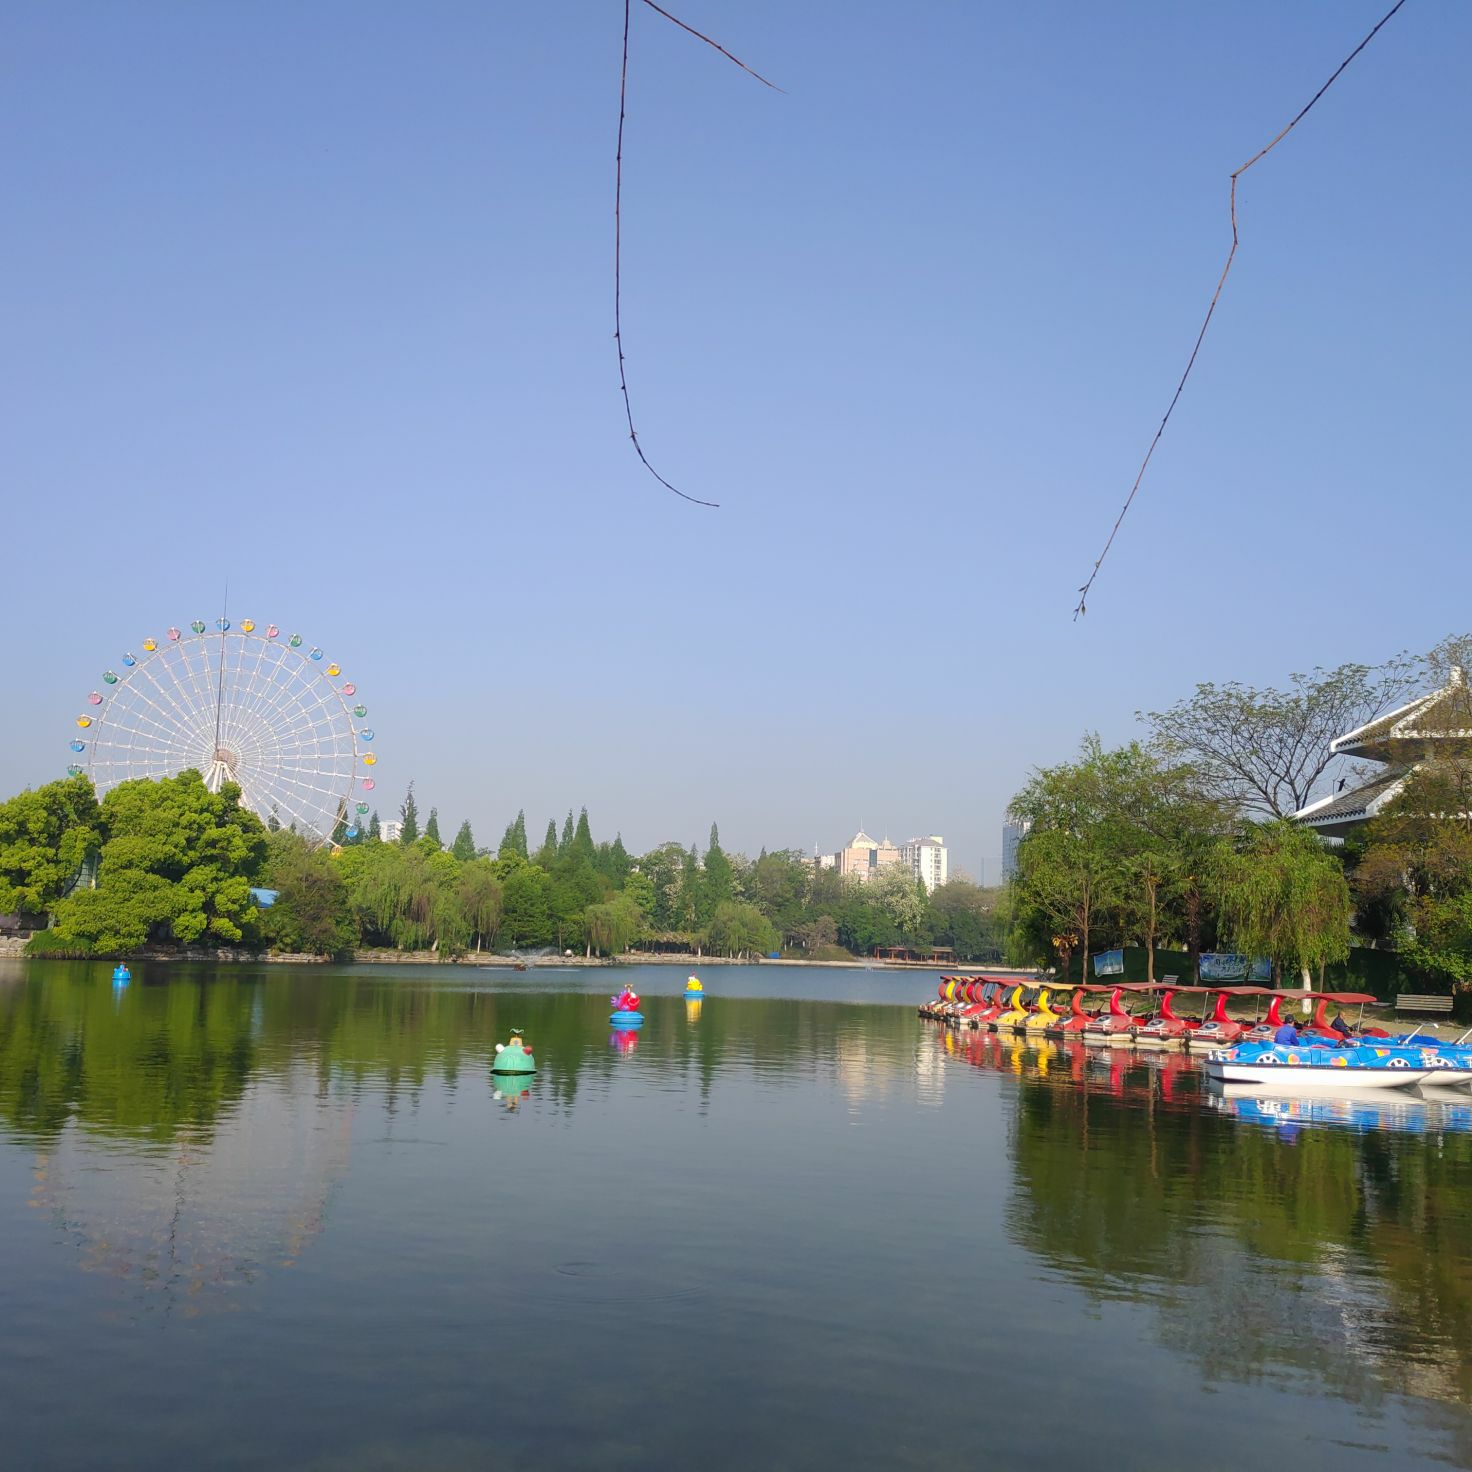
left=1074, top=0, right=1408, bottom=617
left=616, top=0, right=781, bottom=508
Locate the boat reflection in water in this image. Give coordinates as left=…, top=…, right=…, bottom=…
left=1207, top=1083, right=1472, bottom=1136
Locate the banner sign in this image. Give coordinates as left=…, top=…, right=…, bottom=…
left=1200, top=953, right=1272, bottom=983
left=1092, top=949, right=1125, bottom=976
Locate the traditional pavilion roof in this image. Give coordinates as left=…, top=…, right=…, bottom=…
left=1332, top=666, right=1472, bottom=764
left=1293, top=766, right=1410, bottom=836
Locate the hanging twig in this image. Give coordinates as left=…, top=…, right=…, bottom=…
left=1074, top=0, right=1408, bottom=617
left=616, top=0, right=781, bottom=508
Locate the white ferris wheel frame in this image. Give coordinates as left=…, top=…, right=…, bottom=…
left=72, top=622, right=376, bottom=845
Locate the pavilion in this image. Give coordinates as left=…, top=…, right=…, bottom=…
left=1293, top=665, right=1472, bottom=839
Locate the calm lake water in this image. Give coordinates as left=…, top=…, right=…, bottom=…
left=2, top=959, right=1471, bottom=1471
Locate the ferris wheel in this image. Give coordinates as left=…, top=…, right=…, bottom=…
left=69, top=618, right=378, bottom=844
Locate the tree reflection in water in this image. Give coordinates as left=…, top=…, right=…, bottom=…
left=937, top=1027, right=1472, bottom=1461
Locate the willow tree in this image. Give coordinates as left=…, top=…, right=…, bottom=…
left=1216, top=820, right=1350, bottom=991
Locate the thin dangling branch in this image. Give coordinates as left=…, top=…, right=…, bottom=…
left=616, top=0, right=781, bottom=508
left=1074, top=0, right=1409, bottom=617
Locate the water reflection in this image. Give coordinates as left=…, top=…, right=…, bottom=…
left=2, top=964, right=1470, bottom=1468
left=934, top=1026, right=1472, bottom=1450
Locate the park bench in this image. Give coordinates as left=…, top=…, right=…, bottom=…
left=1394, top=993, right=1455, bottom=1016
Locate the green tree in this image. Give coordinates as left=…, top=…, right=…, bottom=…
left=369, top=810, right=381, bottom=840
left=399, top=783, right=420, bottom=845
left=498, top=810, right=529, bottom=862
left=704, top=900, right=778, bottom=958
left=259, top=831, right=358, bottom=957
left=534, top=819, right=559, bottom=869
left=571, top=806, right=595, bottom=864
left=700, top=822, right=734, bottom=923
left=559, top=810, right=574, bottom=856
left=926, top=880, right=1002, bottom=962
left=52, top=771, right=268, bottom=950
left=424, top=807, right=442, bottom=847
left=450, top=819, right=476, bottom=862
left=1216, top=820, right=1351, bottom=989
left=1354, top=758, right=1472, bottom=990
left=0, top=774, right=102, bottom=916
left=585, top=894, right=643, bottom=957
left=1008, top=737, right=1128, bottom=976
left=500, top=863, right=553, bottom=948
left=457, top=860, right=504, bottom=952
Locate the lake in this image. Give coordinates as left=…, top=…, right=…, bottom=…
left=1, top=959, right=1470, bottom=1470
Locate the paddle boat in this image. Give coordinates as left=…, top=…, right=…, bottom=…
left=685, top=974, right=703, bottom=996
left=1022, top=984, right=1074, bottom=1034
left=1133, top=984, right=1203, bottom=1049
left=1081, top=984, right=1159, bottom=1044
left=492, top=1031, right=536, bottom=1074
left=112, top=964, right=132, bottom=985
left=1043, top=985, right=1109, bottom=1037
left=1203, top=1036, right=1472, bottom=1091
left=1184, top=985, right=1274, bottom=1049
left=992, top=984, right=1039, bottom=1035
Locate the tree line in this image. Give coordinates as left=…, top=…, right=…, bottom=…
left=1006, top=633, right=1472, bottom=993
left=0, top=774, right=1002, bottom=962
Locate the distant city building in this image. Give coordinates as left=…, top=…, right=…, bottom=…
left=1002, top=819, right=1030, bottom=880
left=901, top=835, right=949, bottom=894
left=830, top=829, right=904, bottom=881
left=380, top=819, right=403, bottom=843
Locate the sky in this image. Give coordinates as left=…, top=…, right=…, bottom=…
left=3, top=0, right=1469, bottom=880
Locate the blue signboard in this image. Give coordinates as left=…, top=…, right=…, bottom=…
left=1092, top=949, right=1125, bottom=976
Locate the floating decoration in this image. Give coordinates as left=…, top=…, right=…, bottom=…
left=103, top=671, right=118, bottom=685
left=141, top=637, right=157, bottom=652
left=326, top=663, right=341, bottom=677
left=216, top=618, right=231, bottom=631
left=266, top=625, right=279, bottom=639
left=167, top=628, right=181, bottom=641
left=609, top=986, right=644, bottom=1027
left=76, top=715, right=93, bottom=728
left=191, top=620, right=206, bottom=634
left=240, top=619, right=255, bottom=633
left=362, top=754, right=377, bottom=766
left=492, top=1031, right=537, bottom=1075
left=288, top=634, right=303, bottom=648
left=122, top=653, right=137, bottom=668
left=88, top=692, right=103, bottom=706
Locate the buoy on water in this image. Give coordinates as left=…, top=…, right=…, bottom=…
left=492, top=1030, right=536, bottom=1074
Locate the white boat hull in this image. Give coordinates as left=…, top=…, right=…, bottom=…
left=1204, top=1061, right=1432, bottom=1091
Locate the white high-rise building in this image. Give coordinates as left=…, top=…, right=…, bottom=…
left=380, top=818, right=403, bottom=843
left=901, top=835, right=948, bottom=894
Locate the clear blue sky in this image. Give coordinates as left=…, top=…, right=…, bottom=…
left=3, top=1, right=1468, bottom=878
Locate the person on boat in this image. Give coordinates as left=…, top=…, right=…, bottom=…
left=1331, top=1011, right=1352, bottom=1037
left=1273, top=1019, right=1300, bottom=1045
